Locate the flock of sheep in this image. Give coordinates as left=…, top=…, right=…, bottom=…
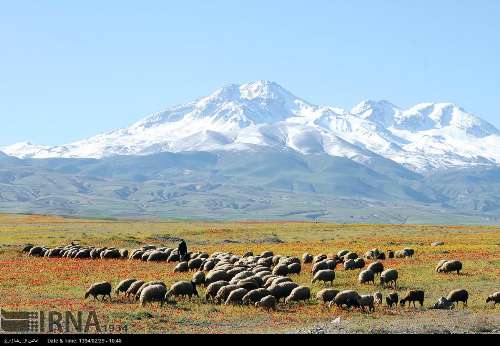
left=22, top=243, right=500, bottom=312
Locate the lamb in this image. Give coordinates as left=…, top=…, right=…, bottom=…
left=380, top=269, right=398, bottom=288
left=446, top=289, right=469, bottom=307
left=114, top=279, right=137, bottom=296
left=205, top=281, right=229, bottom=301
left=386, top=292, right=399, bottom=308
left=192, top=271, right=205, bottom=286
left=367, top=261, right=384, bottom=275
left=486, top=292, right=500, bottom=306
left=139, top=284, right=167, bottom=307
left=255, top=295, right=277, bottom=311
left=343, top=259, right=356, bottom=270
left=311, top=269, right=335, bottom=286
left=373, top=291, right=383, bottom=305
left=242, top=288, right=271, bottom=305
left=357, top=294, right=375, bottom=312
left=125, top=280, right=145, bottom=300
left=302, top=253, right=313, bottom=264
left=85, top=282, right=112, bottom=301
left=173, top=261, right=189, bottom=273
left=316, top=289, right=340, bottom=304
left=437, top=260, right=462, bottom=274
left=400, top=290, right=425, bottom=307
left=284, top=286, right=311, bottom=304
left=225, top=288, right=248, bottom=305
left=165, top=281, right=198, bottom=301
left=329, top=290, right=360, bottom=309
left=358, top=269, right=375, bottom=285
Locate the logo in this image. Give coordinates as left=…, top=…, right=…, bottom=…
left=0, top=309, right=126, bottom=333
left=0, top=310, right=39, bottom=333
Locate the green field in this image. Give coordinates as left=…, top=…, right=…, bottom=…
left=0, top=214, right=499, bottom=334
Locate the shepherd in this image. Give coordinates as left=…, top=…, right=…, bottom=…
left=178, top=239, right=188, bottom=261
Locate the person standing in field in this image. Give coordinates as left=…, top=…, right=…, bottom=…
left=178, top=239, right=188, bottom=261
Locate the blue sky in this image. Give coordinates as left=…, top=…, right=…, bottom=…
left=1, top=0, right=499, bottom=146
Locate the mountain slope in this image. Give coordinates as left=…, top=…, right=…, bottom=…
left=3, top=81, right=499, bottom=173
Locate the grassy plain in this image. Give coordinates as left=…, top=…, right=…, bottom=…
left=0, top=214, right=498, bottom=333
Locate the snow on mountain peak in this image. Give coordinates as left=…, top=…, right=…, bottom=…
left=3, top=81, right=499, bottom=172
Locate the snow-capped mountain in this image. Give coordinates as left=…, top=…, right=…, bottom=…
left=3, top=80, right=500, bottom=172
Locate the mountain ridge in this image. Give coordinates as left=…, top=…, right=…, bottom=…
left=3, top=80, right=499, bottom=173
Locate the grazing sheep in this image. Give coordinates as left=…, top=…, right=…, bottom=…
left=316, top=289, right=340, bottom=304
left=403, top=248, right=415, bottom=257
left=312, top=260, right=330, bottom=274
left=119, top=249, right=128, bottom=259
left=329, top=290, right=360, bottom=309
left=202, top=260, right=216, bottom=272
left=174, top=261, right=189, bottom=273
left=311, top=269, right=335, bottom=286
left=261, top=251, right=273, bottom=258
left=75, top=249, right=90, bottom=259
left=139, top=284, right=167, bottom=307
left=380, top=269, right=398, bottom=288
left=147, top=251, right=169, bottom=262
left=205, top=270, right=230, bottom=286
left=115, top=279, right=137, bottom=296
left=437, top=260, right=462, bottom=274
left=272, top=264, right=289, bottom=276
left=242, top=251, right=253, bottom=258
left=237, top=278, right=260, bottom=291
left=188, top=258, right=204, bottom=271
left=215, top=285, right=239, bottom=304
left=435, top=259, right=448, bottom=272
left=343, top=252, right=358, bottom=261
left=373, top=291, right=383, bottom=305
left=486, top=292, right=500, bottom=306
left=257, top=257, right=273, bottom=268
left=230, top=271, right=255, bottom=284
left=205, top=281, right=229, bottom=301
left=354, top=258, right=365, bottom=269
left=22, top=244, right=34, bottom=253
left=268, top=282, right=299, bottom=302
left=287, top=262, right=301, bottom=275
left=255, top=295, right=277, bottom=311
left=344, top=259, right=356, bottom=270
left=192, top=271, right=205, bottom=286
left=313, top=254, right=327, bottom=263
left=337, top=250, right=350, bottom=258
left=386, top=292, right=399, bottom=308
left=167, top=253, right=180, bottom=262
left=357, top=295, right=375, bottom=312
left=85, top=282, right=112, bottom=301
left=358, top=269, right=375, bottom=285
left=101, top=249, right=121, bottom=259
left=242, top=288, right=271, bottom=305
left=125, top=280, right=145, bottom=300
left=431, top=241, right=445, bottom=246
left=446, top=289, right=469, bottom=307
left=225, top=288, right=248, bottom=305
left=387, top=250, right=394, bottom=259
left=29, top=246, right=44, bottom=257
left=165, top=281, right=198, bottom=300
left=129, top=250, right=144, bottom=260
left=367, top=261, right=384, bottom=275
left=135, top=281, right=166, bottom=301
left=433, top=297, right=454, bottom=310
left=400, top=290, right=425, bottom=307
left=302, top=253, right=313, bottom=264
left=285, top=286, right=311, bottom=304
